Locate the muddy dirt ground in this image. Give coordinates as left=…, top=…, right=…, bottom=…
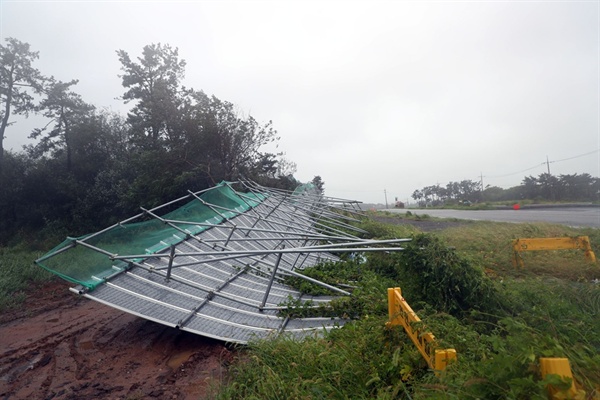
left=0, top=281, right=233, bottom=400
left=0, top=217, right=457, bottom=400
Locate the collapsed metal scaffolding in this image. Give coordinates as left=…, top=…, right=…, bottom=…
left=36, top=181, right=408, bottom=343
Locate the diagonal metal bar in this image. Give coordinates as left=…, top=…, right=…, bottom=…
left=177, top=265, right=249, bottom=329
left=259, top=249, right=284, bottom=311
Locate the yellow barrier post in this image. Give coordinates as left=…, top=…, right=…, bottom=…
left=512, top=236, right=596, bottom=268
left=539, top=357, right=579, bottom=399
left=387, top=287, right=457, bottom=373
left=581, top=236, right=597, bottom=264
left=434, top=349, right=458, bottom=372
left=387, top=287, right=403, bottom=326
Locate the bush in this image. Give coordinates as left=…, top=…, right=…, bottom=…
left=395, top=234, right=501, bottom=315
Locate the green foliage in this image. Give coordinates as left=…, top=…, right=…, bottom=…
left=412, top=180, right=481, bottom=207
left=522, top=173, right=599, bottom=202
left=282, top=260, right=397, bottom=319
left=358, top=219, right=419, bottom=239
left=311, top=175, right=325, bottom=195
left=411, top=172, right=599, bottom=206
left=217, top=221, right=600, bottom=399
left=438, top=221, right=600, bottom=281
left=217, top=317, right=422, bottom=400
left=0, top=245, right=54, bottom=313
left=394, top=234, right=501, bottom=315
left=284, top=260, right=362, bottom=296
left=28, top=79, right=95, bottom=171
left=0, top=41, right=298, bottom=244
left=117, top=43, right=185, bottom=146
left=0, top=37, right=47, bottom=167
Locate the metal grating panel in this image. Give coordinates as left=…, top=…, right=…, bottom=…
left=38, top=181, right=409, bottom=344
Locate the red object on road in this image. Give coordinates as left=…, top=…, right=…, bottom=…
left=513, top=204, right=521, bottom=210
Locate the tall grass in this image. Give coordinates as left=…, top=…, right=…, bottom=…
left=214, top=220, right=600, bottom=399
left=0, top=245, right=55, bottom=312
left=217, top=317, right=424, bottom=399
left=437, top=221, right=600, bottom=281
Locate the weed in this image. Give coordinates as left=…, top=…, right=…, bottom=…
left=215, top=218, right=600, bottom=399
left=357, top=219, right=418, bottom=239
left=0, top=245, right=55, bottom=313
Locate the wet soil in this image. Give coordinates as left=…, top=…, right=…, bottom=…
left=0, top=281, right=232, bottom=400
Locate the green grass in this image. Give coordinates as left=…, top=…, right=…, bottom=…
left=436, top=221, right=600, bottom=281
left=0, top=244, right=55, bottom=313
left=213, top=218, right=600, bottom=399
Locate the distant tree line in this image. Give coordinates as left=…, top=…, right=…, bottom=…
left=411, top=173, right=599, bottom=207
left=412, top=180, right=481, bottom=207
left=0, top=39, right=304, bottom=244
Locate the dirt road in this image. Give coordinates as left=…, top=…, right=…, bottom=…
left=0, top=281, right=232, bottom=400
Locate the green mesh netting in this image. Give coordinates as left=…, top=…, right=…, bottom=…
left=292, top=183, right=316, bottom=197
left=36, top=183, right=266, bottom=290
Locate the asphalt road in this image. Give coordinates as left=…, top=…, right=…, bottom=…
left=385, top=207, right=600, bottom=228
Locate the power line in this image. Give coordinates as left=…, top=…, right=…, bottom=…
left=485, top=149, right=600, bottom=180
left=485, top=162, right=546, bottom=179
left=549, top=149, right=600, bottom=164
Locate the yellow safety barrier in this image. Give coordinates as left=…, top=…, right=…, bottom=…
left=512, top=236, right=596, bottom=268
left=539, top=357, right=584, bottom=399
left=386, top=287, right=457, bottom=372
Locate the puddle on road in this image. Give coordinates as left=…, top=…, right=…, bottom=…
left=167, top=350, right=196, bottom=370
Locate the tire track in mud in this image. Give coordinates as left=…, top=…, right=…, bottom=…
left=1, top=282, right=232, bottom=399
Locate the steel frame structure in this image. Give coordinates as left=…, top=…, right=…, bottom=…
left=37, top=181, right=408, bottom=343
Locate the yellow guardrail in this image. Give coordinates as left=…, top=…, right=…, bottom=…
left=386, top=287, right=456, bottom=373
left=386, top=290, right=589, bottom=398
left=512, top=236, right=596, bottom=268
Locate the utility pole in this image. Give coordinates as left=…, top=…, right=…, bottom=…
left=384, top=189, right=388, bottom=209
left=545, top=155, right=555, bottom=200
left=480, top=172, right=484, bottom=192
left=480, top=172, right=484, bottom=202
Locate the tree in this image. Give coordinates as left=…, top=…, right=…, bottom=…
left=522, top=175, right=539, bottom=199
left=20, top=110, right=134, bottom=233
left=28, top=79, right=94, bottom=171
left=411, top=189, right=424, bottom=206
left=311, top=176, right=325, bottom=195
left=558, top=173, right=594, bottom=201
left=445, top=181, right=460, bottom=201
left=0, top=151, right=30, bottom=239
left=482, top=185, right=505, bottom=202
left=537, top=173, right=559, bottom=201
left=201, top=95, right=279, bottom=182
left=117, top=43, right=186, bottom=147
left=457, top=179, right=480, bottom=202
left=276, top=157, right=297, bottom=178
left=0, top=38, right=46, bottom=168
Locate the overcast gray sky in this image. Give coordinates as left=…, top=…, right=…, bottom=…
left=2, top=0, right=599, bottom=204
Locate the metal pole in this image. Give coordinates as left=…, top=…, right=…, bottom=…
left=245, top=194, right=288, bottom=236
left=259, top=248, right=284, bottom=310
left=166, top=245, right=176, bottom=282
left=112, top=243, right=408, bottom=262
left=223, top=224, right=237, bottom=248
left=384, top=189, right=388, bottom=209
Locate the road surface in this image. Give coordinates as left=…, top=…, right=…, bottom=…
left=385, top=207, right=600, bottom=228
